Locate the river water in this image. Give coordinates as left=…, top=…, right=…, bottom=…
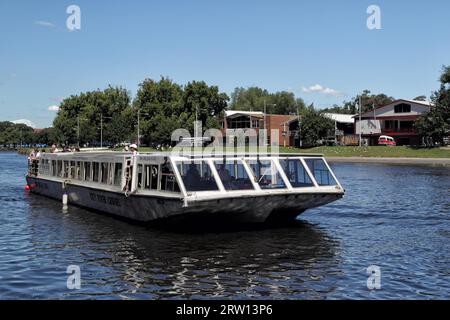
left=0, top=152, right=449, bottom=299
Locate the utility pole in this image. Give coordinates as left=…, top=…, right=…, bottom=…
left=100, top=113, right=112, bottom=149
left=100, top=114, right=103, bottom=149
left=263, top=100, right=276, bottom=147
left=137, top=109, right=140, bottom=148
left=77, top=116, right=80, bottom=148
left=359, top=95, right=362, bottom=147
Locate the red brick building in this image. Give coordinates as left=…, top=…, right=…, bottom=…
left=220, top=111, right=299, bottom=147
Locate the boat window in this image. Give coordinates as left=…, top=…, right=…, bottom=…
left=63, top=161, right=70, bottom=178
left=161, top=162, right=180, bottom=193
left=279, top=159, right=314, bottom=188
left=176, top=161, right=219, bottom=192
left=214, top=160, right=254, bottom=191
left=84, top=162, right=91, bottom=181
left=113, top=163, right=122, bottom=186
left=76, top=161, right=82, bottom=180
left=137, top=164, right=144, bottom=188
left=57, top=160, right=63, bottom=177
left=246, top=160, right=287, bottom=189
left=304, top=159, right=337, bottom=186
left=143, top=165, right=159, bottom=190
left=70, top=161, right=76, bottom=179
left=101, top=162, right=109, bottom=184
left=93, top=163, right=100, bottom=182
left=52, top=160, right=57, bottom=176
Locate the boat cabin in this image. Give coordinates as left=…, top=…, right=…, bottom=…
left=30, top=152, right=343, bottom=200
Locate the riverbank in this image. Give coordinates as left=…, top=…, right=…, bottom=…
left=293, top=146, right=450, bottom=158
left=326, top=157, right=450, bottom=165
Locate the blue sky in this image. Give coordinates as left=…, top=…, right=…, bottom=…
left=1, top=0, right=449, bottom=128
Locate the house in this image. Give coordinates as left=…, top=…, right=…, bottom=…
left=354, top=99, right=432, bottom=146
left=220, top=110, right=299, bottom=147
left=323, top=113, right=358, bottom=146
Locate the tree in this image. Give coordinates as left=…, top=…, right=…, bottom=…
left=134, top=77, right=229, bottom=145
left=229, top=87, right=305, bottom=114
left=53, top=86, right=132, bottom=146
left=342, top=90, right=395, bottom=114
left=413, top=95, right=427, bottom=101
left=0, top=122, right=35, bottom=147
left=299, top=107, right=334, bottom=147
left=416, top=66, right=450, bottom=144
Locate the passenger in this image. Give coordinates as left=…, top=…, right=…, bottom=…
left=28, top=148, right=37, bottom=160
left=129, top=144, right=139, bottom=156
left=50, top=144, right=58, bottom=153
left=217, top=164, right=232, bottom=183
left=184, top=163, right=201, bottom=190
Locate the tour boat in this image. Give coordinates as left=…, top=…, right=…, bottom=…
left=26, top=152, right=344, bottom=223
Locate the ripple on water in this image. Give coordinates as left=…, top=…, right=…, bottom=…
left=0, top=154, right=449, bottom=299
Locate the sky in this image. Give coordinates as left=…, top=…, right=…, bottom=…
left=1, top=0, right=449, bottom=128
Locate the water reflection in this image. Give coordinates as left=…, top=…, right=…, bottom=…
left=24, top=195, right=340, bottom=299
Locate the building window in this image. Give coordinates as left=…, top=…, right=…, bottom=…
left=394, top=103, right=411, bottom=113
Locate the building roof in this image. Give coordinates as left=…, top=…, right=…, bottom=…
left=323, top=113, right=356, bottom=124
left=225, top=110, right=264, bottom=119
left=354, top=99, right=433, bottom=118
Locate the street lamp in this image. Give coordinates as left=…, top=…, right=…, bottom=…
left=137, top=109, right=150, bottom=148
left=77, top=115, right=88, bottom=148
left=263, top=100, right=276, bottom=146
left=100, top=113, right=112, bottom=149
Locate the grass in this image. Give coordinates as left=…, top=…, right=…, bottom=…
left=287, top=146, right=450, bottom=158
left=134, top=146, right=450, bottom=158
left=13, top=145, right=450, bottom=158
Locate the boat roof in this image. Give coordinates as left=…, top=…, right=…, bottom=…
left=41, top=151, right=324, bottom=159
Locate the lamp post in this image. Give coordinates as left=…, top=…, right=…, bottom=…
left=77, top=115, right=88, bottom=148
left=263, top=100, right=276, bottom=146
left=137, top=109, right=150, bottom=148
left=359, top=95, right=362, bottom=147
left=100, top=113, right=112, bottom=149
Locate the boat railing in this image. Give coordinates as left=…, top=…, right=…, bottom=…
left=28, top=159, right=39, bottom=177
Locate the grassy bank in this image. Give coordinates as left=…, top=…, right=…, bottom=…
left=11, top=145, right=450, bottom=159
left=289, top=146, right=450, bottom=158
left=135, top=146, right=450, bottom=158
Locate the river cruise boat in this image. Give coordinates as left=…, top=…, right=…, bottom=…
left=26, top=152, right=344, bottom=223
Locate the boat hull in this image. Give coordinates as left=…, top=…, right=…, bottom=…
left=26, top=176, right=343, bottom=223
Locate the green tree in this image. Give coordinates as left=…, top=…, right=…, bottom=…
left=53, top=86, right=132, bottom=146
left=342, top=90, right=395, bottom=114
left=229, top=87, right=305, bottom=114
left=413, top=95, right=427, bottom=101
left=299, top=107, right=334, bottom=147
left=134, top=77, right=229, bottom=145
left=416, top=66, right=450, bottom=144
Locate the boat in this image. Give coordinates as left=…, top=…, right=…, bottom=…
left=25, top=152, right=344, bottom=224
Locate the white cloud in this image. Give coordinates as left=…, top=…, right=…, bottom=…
left=301, top=84, right=344, bottom=97
left=48, top=105, right=60, bottom=111
left=35, top=20, right=55, bottom=27
left=12, top=119, right=36, bottom=128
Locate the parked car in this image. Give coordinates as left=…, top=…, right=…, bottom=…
left=378, top=135, right=396, bottom=146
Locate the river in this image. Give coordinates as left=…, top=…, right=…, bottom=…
left=0, top=152, right=449, bottom=299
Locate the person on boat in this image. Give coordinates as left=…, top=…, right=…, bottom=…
left=185, top=163, right=201, bottom=190
left=28, top=148, right=37, bottom=160
left=217, top=164, right=232, bottom=184
left=50, top=144, right=58, bottom=153
left=129, top=144, right=139, bottom=156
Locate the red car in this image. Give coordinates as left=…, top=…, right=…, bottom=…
left=378, top=135, right=396, bottom=146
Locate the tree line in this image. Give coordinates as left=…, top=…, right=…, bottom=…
left=1, top=68, right=449, bottom=148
